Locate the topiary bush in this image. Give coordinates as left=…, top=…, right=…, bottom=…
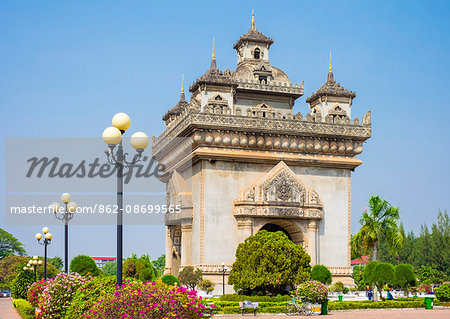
left=70, top=255, right=100, bottom=276
left=435, top=283, right=450, bottom=302
left=330, top=281, right=345, bottom=293
left=11, top=270, right=34, bottom=299
left=86, top=280, right=205, bottom=318
left=65, top=275, right=116, bottom=318
left=27, top=279, right=48, bottom=307
left=12, top=299, right=34, bottom=319
left=229, top=230, right=311, bottom=295
left=198, top=279, right=215, bottom=293
left=296, top=280, right=328, bottom=303
left=311, top=265, right=332, bottom=285
left=161, top=274, right=180, bottom=286
left=38, top=273, right=87, bottom=319
left=122, top=256, right=157, bottom=281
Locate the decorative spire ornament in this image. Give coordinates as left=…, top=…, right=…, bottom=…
left=329, top=51, right=332, bottom=72
left=251, top=9, right=255, bottom=29
left=211, top=37, right=217, bottom=69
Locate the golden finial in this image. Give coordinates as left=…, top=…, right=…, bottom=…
left=212, top=37, right=215, bottom=60
left=329, top=51, right=332, bottom=72
left=251, top=9, right=255, bottom=29
left=181, top=73, right=184, bottom=94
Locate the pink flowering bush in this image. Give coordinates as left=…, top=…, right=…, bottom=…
left=27, top=279, right=48, bottom=307
left=418, top=283, right=432, bottom=294
left=85, top=280, right=206, bottom=319
left=38, top=272, right=87, bottom=318
left=296, top=280, right=329, bottom=303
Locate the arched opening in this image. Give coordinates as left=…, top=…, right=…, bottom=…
left=260, top=223, right=292, bottom=241
left=254, top=48, right=261, bottom=59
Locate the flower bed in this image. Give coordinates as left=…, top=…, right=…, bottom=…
left=12, top=299, right=34, bottom=319
left=85, top=280, right=205, bottom=318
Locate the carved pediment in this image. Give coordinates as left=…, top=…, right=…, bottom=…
left=234, top=161, right=323, bottom=220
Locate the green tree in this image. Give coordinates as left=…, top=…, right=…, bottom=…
left=70, top=255, right=100, bottom=276
left=416, top=265, right=439, bottom=284
left=351, top=265, right=366, bottom=290
left=198, top=279, right=215, bottom=294
left=102, top=261, right=117, bottom=276
left=311, top=265, right=332, bottom=285
left=178, top=266, right=203, bottom=290
left=363, top=261, right=395, bottom=299
left=152, top=255, right=165, bottom=278
left=228, top=230, right=311, bottom=295
left=394, top=264, right=415, bottom=294
left=123, top=255, right=156, bottom=281
left=353, top=196, right=403, bottom=261
left=48, top=256, right=64, bottom=270
left=11, top=270, right=33, bottom=299
left=0, top=228, right=26, bottom=259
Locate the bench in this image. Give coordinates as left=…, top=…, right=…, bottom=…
left=239, top=301, right=259, bottom=316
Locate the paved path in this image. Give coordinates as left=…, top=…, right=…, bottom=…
left=218, top=308, right=450, bottom=319
left=0, top=298, right=21, bottom=319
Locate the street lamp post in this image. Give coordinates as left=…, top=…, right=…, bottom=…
left=35, top=227, right=53, bottom=280
left=23, top=256, right=43, bottom=282
left=218, top=262, right=228, bottom=295
left=50, top=193, right=77, bottom=273
left=102, top=112, right=149, bottom=286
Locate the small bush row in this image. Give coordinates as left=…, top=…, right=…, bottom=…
left=219, top=294, right=290, bottom=302
left=328, top=300, right=425, bottom=310
left=12, top=299, right=34, bottom=319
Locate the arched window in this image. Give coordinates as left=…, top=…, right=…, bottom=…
left=254, top=48, right=261, bottom=59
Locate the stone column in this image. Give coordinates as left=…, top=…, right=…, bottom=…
left=236, top=217, right=253, bottom=244
left=165, top=226, right=173, bottom=274
left=307, top=220, right=319, bottom=266
left=181, top=223, right=193, bottom=266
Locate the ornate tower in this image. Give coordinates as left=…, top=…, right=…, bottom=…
left=153, top=14, right=371, bottom=293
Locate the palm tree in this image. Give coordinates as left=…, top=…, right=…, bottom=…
left=353, top=195, right=403, bottom=261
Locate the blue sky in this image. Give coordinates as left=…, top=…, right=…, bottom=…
left=1, top=0, right=449, bottom=260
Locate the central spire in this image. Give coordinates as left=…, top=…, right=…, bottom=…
left=251, top=9, right=255, bottom=29
left=211, top=37, right=217, bottom=69
left=329, top=51, right=332, bottom=72
left=327, top=51, right=334, bottom=82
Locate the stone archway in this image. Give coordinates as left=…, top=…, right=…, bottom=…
left=256, top=219, right=305, bottom=246
left=260, top=223, right=292, bottom=240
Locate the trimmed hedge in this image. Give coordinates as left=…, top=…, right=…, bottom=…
left=209, top=299, right=428, bottom=314
left=219, top=294, right=291, bottom=302
left=12, top=299, right=34, bottom=319
left=328, top=300, right=425, bottom=310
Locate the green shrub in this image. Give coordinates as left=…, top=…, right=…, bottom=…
left=343, top=287, right=349, bottom=294
left=101, top=261, right=117, bottom=276
left=65, top=276, right=116, bottom=318
left=11, top=270, right=33, bottom=299
left=198, top=279, right=215, bottom=293
left=70, top=255, right=100, bottom=276
left=161, top=274, right=180, bottom=286
left=328, top=300, right=424, bottom=310
left=435, top=283, right=450, bottom=302
left=330, top=281, right=345, bottom=293
left=178, top=266, right=203, bottom=290
left=229, top=230, right=311, bottom=295
left=12, top=299, right=34, bottom=319
left=311, top=265, right=332, bottom=285
left=122, top=256, right=156, bottom=282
